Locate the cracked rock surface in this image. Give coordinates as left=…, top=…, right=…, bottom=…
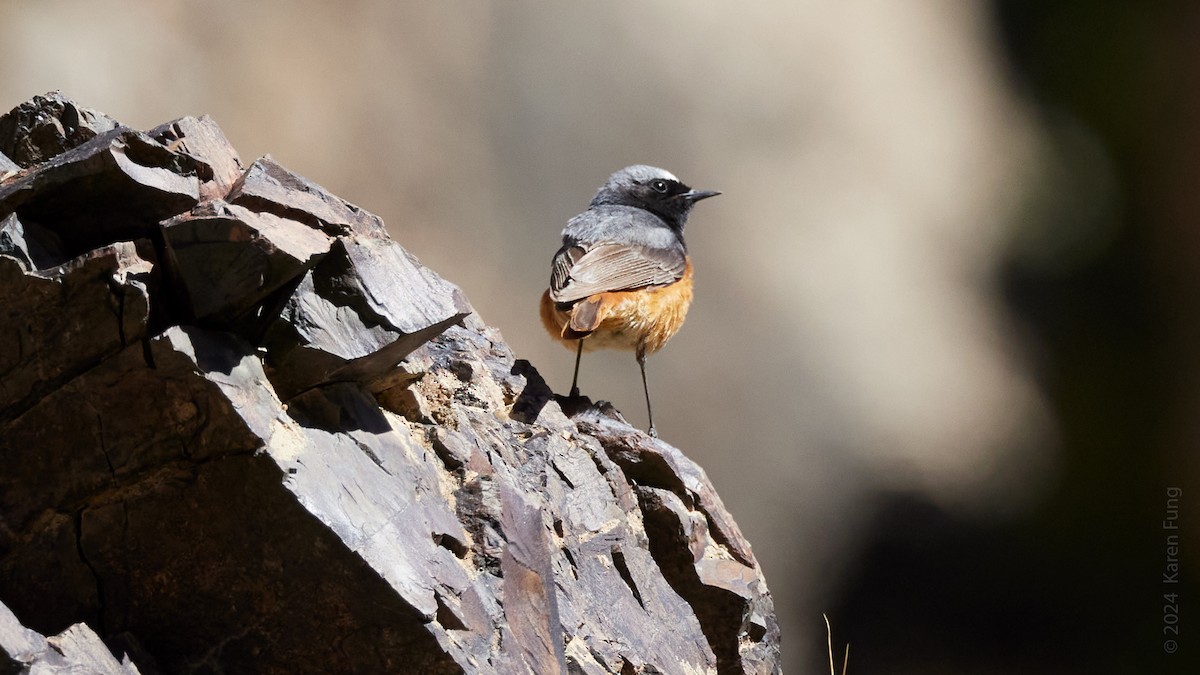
left=0, top=92, right=780, bottom=674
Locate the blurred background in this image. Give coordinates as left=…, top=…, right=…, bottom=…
left=3, top=1, right=1197, bottom=672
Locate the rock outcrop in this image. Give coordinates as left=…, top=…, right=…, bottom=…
left=0, top=92, right=779, bottom=674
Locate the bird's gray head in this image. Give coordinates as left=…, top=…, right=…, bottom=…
left=589, top=165, right=720, bottom=231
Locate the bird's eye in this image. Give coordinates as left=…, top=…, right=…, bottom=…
left=650, top=179, right=669, bottom=193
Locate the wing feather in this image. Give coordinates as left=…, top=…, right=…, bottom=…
left=549, top=241, right=685, bottom=303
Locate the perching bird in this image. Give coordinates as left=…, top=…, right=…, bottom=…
left=539, top=165, right=719, bottom=437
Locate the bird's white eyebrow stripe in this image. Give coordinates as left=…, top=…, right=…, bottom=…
left=626, top=166, right=678, bottom=183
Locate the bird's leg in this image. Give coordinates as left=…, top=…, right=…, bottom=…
left=637, top=348, right=657, bottom=438
left=569, top=339, right=583, bottom=398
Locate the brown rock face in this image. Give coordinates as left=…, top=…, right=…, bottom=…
left=0, top=92, right=780, bottom=674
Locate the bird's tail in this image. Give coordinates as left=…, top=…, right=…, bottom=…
left=563, top=295, right=605, bottom=340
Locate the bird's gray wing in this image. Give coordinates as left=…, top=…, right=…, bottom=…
left=549, top=241, right=686, bottom=303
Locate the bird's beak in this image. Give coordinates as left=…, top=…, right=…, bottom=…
left=681, top=189, right=721, bottom=202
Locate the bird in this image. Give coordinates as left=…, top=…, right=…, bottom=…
left=539, top=165, right=719, bottom=437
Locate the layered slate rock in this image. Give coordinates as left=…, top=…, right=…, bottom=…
left=0, top=92, right=780, bottom=674
left=1, top=600, right=140, bottom=674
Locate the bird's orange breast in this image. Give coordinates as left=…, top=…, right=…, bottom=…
left=540, top=259, right=694, bottom=356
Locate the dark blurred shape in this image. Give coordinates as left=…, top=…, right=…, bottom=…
left=829, top=3, right=1200, bottom=672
